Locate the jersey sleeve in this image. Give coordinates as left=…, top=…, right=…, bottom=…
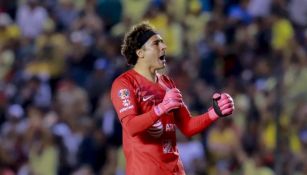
left=174, top=104, right=217, bottom=137
left=111, top=77, right=160, bottom=137
left=111, top=78, right=138, bottom=121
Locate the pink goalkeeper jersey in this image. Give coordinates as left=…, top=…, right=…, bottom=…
left=111, top=69, right=185, bottom=175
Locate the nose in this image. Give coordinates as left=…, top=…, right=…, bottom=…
left=160, top=42, right=167, bottom=50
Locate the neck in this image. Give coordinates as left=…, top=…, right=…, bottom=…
left=133, top=64, right=157, bottom=83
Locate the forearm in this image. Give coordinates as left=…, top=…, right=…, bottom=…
left=121, top=108, right=159, bottom=137
left=175, top=105, right=217, bottom=137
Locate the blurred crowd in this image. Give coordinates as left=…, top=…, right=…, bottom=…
left=0, top=0, right=307, bottom=175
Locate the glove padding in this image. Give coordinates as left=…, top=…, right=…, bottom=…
left=154, top=88, right=182, bottom=116
left=209, top=93, right=234, bottom=120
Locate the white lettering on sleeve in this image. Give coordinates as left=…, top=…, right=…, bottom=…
left=119, top=105, right=134, bottom=113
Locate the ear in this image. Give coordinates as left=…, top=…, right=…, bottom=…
left=136, top=48, right=144, bottom=58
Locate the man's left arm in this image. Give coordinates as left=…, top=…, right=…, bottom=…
left=174, top=93, right=235, bottom=137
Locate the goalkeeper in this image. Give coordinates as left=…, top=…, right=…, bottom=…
left=111, top=21, right=235, bottom=175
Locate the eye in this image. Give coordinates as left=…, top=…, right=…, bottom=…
left=153, top=39, right=163, bottom=46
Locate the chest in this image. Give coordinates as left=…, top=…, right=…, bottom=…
left=135, top=83, right=165, bottom=112
left=136, top=83, right=176, bottom=127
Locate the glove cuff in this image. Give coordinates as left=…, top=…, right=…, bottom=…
left=208, top=107, right=219, bottom=120
left=153, top=105, right=163, bottom=116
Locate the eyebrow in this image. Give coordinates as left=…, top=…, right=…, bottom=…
left=151, top=38, right=164, bottom=45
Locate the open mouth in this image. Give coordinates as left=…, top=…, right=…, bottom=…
left=159, top=55, right=166, bottom=65
left=159, top=55, right=166, bottom=61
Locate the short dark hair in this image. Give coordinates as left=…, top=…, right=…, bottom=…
left=121, top=21, right=156, bottom=65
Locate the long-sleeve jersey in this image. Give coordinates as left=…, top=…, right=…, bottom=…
left=111, top=69, right=217, bottom=175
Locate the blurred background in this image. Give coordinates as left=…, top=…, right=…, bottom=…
left=0, top=0, right=307, bottom=174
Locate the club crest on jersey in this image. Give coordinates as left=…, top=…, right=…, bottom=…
left=118, top=89, right=130, bottom=100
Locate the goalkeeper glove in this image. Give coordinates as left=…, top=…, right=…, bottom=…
left=154, top=88, right=182, bottom=116
left=208, top=93, right=235, bottom=120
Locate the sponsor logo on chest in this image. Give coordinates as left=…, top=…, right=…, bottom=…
left=165, top=123, right=176, bottom=132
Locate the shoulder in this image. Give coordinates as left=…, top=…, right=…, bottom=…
left=158, top=73, right=172, bottom=81
left=111, top=70, right=139, bottom=97
left=112, top=70, right=135, bottom=88
left=156, top=72, right=176, bottom=89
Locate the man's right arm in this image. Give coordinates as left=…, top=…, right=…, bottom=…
left=111, top=79, right=182, bottom=137
left=111, top=79, right=160, bottom=137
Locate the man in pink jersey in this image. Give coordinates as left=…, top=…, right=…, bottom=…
left=110, top=22, right=235, bottom=175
